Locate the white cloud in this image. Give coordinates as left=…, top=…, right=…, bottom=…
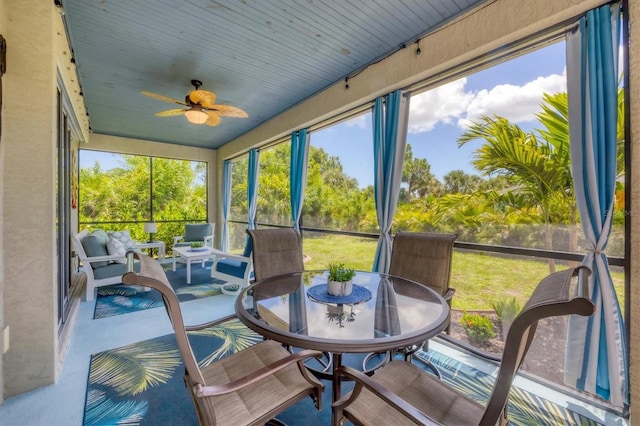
left=458, top=70, right=567, bottom=128
left=408, top=78, right=473, bottom=133
left=407, top=70, right=568, bottom=134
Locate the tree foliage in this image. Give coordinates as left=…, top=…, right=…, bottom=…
left=79, top=153, right=206, bottom=244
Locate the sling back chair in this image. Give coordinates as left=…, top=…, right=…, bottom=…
left=389, top=232, right=457, bottom=331
left=247, top=228, right=305, bottom=281
left=122, top=251, right=324, bottom=426
left=333, top=266, right=594, bottom=426
left=387, top=232, right=457, bottom=367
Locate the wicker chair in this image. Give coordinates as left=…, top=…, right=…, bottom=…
left=333, top=266, right=594, bottom=426
left=122, top=251, right=324, bottom=426
left=247, top=228, right=305, bottom=281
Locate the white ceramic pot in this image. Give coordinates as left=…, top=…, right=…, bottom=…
left=328, top=279, right=353, bottom=297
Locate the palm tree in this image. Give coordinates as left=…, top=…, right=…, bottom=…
left=458, top=114, right=574, bottom=272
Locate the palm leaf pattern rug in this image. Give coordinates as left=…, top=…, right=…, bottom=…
left=93, top=262, right=224, bottom=319
left=84, top=317, right=606, bottom=426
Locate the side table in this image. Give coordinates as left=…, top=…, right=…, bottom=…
left=136, top=241, right=166, bottom=261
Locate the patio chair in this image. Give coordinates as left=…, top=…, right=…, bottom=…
left=172, top=223, right=214, bottom=266
left=390, top=232, right=457, bottom=324
left=122, top=251, right=325, bottom=426
left=72, top=229, right=141, bottom=301
left=210, top=236, right=253, bottom=296
left=333, top=266, right=594, bottom=426
left=247, top=228, right=305, bottom=281
left=389, top=231, right=457, bottom=365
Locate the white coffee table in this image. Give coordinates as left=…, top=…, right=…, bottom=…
left=172, top=246, right=215, bottom=284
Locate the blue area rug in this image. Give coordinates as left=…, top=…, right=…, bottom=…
left=93, top=262, right=225, bottom=319
left=83, top=317, right=606, bottom=425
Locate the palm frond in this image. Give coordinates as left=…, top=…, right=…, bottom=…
left=94, top=296, right=161, bottom=318
left=188, top=318, right=262, bottom=366
left=84, top=389, right=147, bottom=425
left=89, top=340, right=181, bottom=396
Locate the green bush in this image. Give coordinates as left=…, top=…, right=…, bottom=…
left=461, top=312, right=495, bottom=344
left=492, top=297, right=521, bottom=324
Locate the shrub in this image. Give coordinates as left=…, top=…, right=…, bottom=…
left=492, top=297, right=521, bottom=323
left=461, top=312, right=495, bottom=344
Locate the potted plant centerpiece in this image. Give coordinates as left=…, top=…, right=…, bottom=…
left=327, top=262, right=356, bottom=297
left=190, top=241, right=205, bottom=251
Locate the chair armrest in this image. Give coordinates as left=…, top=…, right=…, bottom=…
left=214, top=252, right=252, bottom=264
left=334, top=365, right=441, bottom=425
left=437, top=334, right=502, bottom=362
left=203, top=235, right=213, bottom=247
left=184, top=314, right=237, bottom=332
left=172, top=236, right=184, bottom=245
left=443, top=287, right=455, bottom=302
left=194, top=349, right=323, bottom=397
left=83, top=254, right=128, bottom=264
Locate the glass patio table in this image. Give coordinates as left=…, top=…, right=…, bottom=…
left=234, top=270, right=450, bottom=412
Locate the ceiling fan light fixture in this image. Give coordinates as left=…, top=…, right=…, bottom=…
left=184, top=106, right=208, bottom=124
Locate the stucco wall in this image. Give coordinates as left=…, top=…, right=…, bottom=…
left=1, top=1, right=89, bottom=397
left=2, top=0, right=57, bottom=396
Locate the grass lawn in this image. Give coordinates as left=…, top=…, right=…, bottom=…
left=302, top=234, right=625, bottom=312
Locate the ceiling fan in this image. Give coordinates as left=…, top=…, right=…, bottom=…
left=141, top=79, right=248, bottom=126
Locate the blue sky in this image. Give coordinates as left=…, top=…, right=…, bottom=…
left=311, top=40, right=568, bottom=185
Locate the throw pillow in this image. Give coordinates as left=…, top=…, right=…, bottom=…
left=91, top=229, right=109, bottom=246
left=107, top=230, right=139, bottom=251
left=81, top=235, right=109, bottom=269
left=106, top=237, right=127, bottom=264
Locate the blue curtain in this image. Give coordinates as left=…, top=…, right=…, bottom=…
left=290, top=129, right=310, bottom=231
left=372, top=90, right=410, bottom=273
left=220, top=160, right=232, bottom=251
left=247, top=149, right=260, bottom=230
left=565, top=3, right=627, bottom=408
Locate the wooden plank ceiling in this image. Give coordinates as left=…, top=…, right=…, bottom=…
left=60, top=0, right=488, bottom=149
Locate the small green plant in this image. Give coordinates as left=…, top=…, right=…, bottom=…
left=190, top=241, right=204, bottom=248
left=327, top=262, right=356, bottom=282
left=492, top=297, right=521, bottom=321
left=492, top=297, right=521, bottom=330
left=461, top=312, right=495, bottom=344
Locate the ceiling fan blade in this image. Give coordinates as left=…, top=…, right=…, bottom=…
left=189, top=89, right=216, bottom=108
left=205, top=111, right=221, bottom=127
left=209, top=104, right=248, bottom=118
left=154, top=108, right=186, bottom=117
left=142, top=91, right=188, bottom=106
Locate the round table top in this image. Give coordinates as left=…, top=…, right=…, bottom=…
left=235, top=270, right=451, bottom=354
